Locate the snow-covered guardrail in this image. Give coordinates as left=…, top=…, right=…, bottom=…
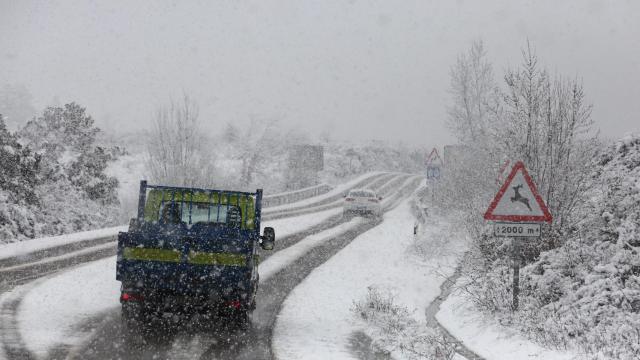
left=0, top=226, right=126, bottom=264
left=262, top=183, right=333, bottom=208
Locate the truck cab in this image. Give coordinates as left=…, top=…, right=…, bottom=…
left=116, top=181, right=275, bottom=329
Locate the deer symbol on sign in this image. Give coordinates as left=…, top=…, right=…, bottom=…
left=510, top=184, right=532, bottom=211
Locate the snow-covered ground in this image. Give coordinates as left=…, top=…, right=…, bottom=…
left=437, top=287, right=577, bottom=360
left=16, top=257, right=119, bottom=358
left=272, top=197, right=467, bottom=360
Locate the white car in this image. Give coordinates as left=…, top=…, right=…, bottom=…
left=343, top=189, right=382, bottom=217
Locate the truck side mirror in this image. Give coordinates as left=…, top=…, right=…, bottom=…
left=261, top=227, right=275, bottom=250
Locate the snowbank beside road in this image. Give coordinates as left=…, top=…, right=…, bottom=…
left=437, top=288, right=576, bottom=360
left=273, top=198, right=467, bottom=360
left=0, top=226, right=126, bottom=261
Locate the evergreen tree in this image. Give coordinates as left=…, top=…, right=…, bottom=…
left=20, top=103, right=118, bottom=204
left=0, top=115, right=40, bottom=204
left=67, top=146, right=118, bottom=203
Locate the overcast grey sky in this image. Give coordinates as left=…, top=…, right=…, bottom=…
left=1, top=0, right=639, bottom=146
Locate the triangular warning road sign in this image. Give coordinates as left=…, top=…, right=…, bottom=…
left=425, top=148, right=443, bottom=166
left=484, top=161, right=552, bottom=223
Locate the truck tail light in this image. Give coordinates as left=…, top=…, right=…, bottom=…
left=345, top=198, right=355, bottom=202
left=226, top=300, right=242, bottom=309
left=120, top=293, right=144, bottom=302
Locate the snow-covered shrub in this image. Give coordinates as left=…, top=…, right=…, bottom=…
left=67, top=146, right=119, bottom=203
left=517, top=134, right=640, bottom=359
left=33, top=179, right=120, bottom=236
left=0, top=118, right=40, bottom=204
left=0, top=191, right=37, bottom=240
left=352, top=286, right=456, bottom=359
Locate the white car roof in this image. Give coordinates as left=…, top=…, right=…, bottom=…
left=348, top=189, right=376, bottom=197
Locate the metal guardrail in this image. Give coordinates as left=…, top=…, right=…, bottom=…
left=262, top=184, right=333, bottom=208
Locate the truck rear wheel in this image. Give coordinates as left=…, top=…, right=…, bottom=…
left=232, top=309, right=251, bottom=330
left=121, top=303, right=151, bottom=335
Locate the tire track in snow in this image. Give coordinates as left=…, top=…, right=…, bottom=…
left=0, top=282, right=39, bottom=360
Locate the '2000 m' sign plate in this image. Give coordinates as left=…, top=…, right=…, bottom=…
left=494, top=222, right=541, bottom=237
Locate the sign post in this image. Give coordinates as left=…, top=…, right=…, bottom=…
left=425, top=148, right=443, bottom=202
left=425, top=148, right=443, bottom=181
left=511, top=236, right=520, bottom=310
left=483, top=161, right=552, bottom=310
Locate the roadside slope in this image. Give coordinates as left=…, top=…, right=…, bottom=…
left=272, top=194, right=468, bottom=359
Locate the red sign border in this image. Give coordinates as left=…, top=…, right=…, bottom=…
left=483, top=161, right=552, bottom=223
left=425, top=148, right=443, bottom=166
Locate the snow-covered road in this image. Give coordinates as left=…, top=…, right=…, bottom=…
left=0, top=173, right=421, bottom=360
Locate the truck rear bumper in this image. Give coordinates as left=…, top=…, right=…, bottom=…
left=120, top=282, right=256, bottom=314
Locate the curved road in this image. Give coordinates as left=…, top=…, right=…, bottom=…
left=0, top=173, right=414, bottom=360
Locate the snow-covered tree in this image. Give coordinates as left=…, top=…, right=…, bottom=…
left=0, top=116, right=40, bottom=204
left=145, top=95, right=217, bottom=187
left=437, top=40, right=501, bottom=240
left=20, top=102, right=118, bottom=203
left=0, top=104, right=122, bottom=243
left=498, top=45, right=598, bottom=249
left=447, top=40, right=495, bottom=145
left=440, top=41, right=598, bottom=255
